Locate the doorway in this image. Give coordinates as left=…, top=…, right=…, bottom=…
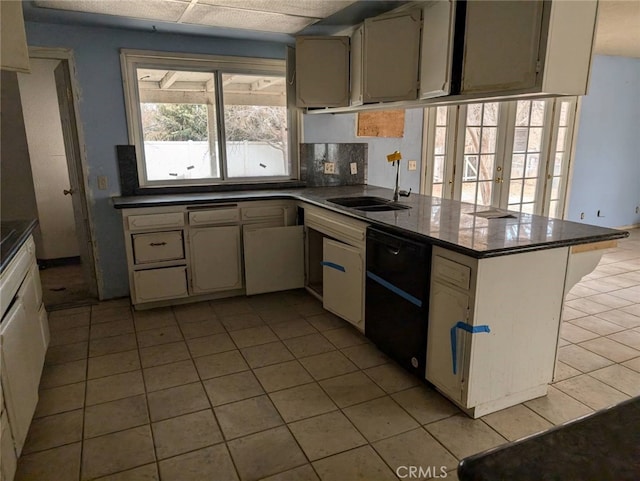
left=17, top=50, right=99, bottom=310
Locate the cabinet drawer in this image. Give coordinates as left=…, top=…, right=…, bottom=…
left=133, top=266, right=188, bottom=303
left=128, top=212, right=184, bottom=231
left=133, top=231, right=184, bottom=264
left=432, top=255, right=471, bottom=290
left=189, top=208, right=239, bottom=226
left=241, top=205, right=286, bottom=221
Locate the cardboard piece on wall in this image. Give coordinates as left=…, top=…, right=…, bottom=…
left=357, top=110, right=405, bottom=138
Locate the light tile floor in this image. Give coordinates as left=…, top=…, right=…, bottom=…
left=15, top=230, right=640, bottom=481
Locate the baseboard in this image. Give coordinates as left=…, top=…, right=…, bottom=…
left=617, top=224, right=639, bottom=230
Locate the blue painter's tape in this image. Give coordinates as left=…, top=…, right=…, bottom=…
left=450, top=322, right=491, bottom=374
left=366, top=271, right=422, bottom=308
left=321, top=261, right=345, bottom=272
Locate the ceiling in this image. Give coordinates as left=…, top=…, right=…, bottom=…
left=24, top=1, right=640, bottom=57
left=24, top=0, right=406, bottom=42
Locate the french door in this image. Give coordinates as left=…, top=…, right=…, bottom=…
left=422, top=98, right=577, bottom=218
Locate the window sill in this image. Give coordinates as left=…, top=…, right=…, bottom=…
left=129, top=180, right=306, bottom=197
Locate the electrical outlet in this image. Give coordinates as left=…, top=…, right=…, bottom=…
left=350, top=162, right=357, bottom=175
left=324, top=162, right=335, bottom=174
left=408, top=160, right=417, bottom=171
left=97, top=176, right=108, bottom=190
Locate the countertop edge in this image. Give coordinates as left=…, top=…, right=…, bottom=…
left=1, top=219, right=39, bottom=274
left=111, top=190, right=629, bottom=259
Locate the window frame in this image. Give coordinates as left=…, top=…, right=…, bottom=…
left=120, top=49, right=298, bottom=188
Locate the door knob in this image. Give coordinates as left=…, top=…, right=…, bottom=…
left=63, top=188, right=75, bottom=195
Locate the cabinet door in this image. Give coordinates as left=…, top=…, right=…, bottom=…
left=0, top=302, right=38, bottom=456
left=244, top=226, right=304, bottom=295
left=190, top=226, right=242, bottom=294
left=350, top=25, right=364, bottom=106
left=1, top=410, right=17, bottom=481
left=419, top=0, right=456, bottom=99
left=363, top=8, right=422, bottom=102
left=0, top=1, right=29, bottom=73
left=426, top=281, right=469, bottom=402
left=17, top=268, right=47, bottom=378
left=461, top=0, right=544, bottom=94
left=322, top=239, right=364, bottom=330
left=296, top=36, right=350, bottom=108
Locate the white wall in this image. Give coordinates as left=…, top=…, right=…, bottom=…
left=18, top=58, right=79, bottom=259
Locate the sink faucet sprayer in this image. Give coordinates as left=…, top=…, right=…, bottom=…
left=386, top=151, right=412, bottom=202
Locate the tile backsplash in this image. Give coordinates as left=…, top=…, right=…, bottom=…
left=300, top=143, right=367, bottom=187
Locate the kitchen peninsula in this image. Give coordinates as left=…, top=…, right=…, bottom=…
left=113, top=186, right=627, bottom=417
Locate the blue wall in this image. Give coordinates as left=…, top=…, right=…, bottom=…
left=303, top=109, right=424, bottom=193
left=567, top=55, right=640, bottom=228
left=26, top=21, right=287, bottom=299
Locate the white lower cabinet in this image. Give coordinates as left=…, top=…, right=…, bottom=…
left=426, top=281, right=469, bottom=403
left=426, top=245, right=569, bottom=417
left=0, top=301, right=39, bottom=456
left=1, top=410, right=17, bottom=481
left=133, top=267, right=189, bottom=303
left=322, top=238, right=364, bottom=330
left=244, top=225, right=304, bottom=295
left=189, top=226, right=242, bottom=294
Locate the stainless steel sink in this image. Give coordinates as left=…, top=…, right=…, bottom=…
left=326, top=196, right=411, bottom=212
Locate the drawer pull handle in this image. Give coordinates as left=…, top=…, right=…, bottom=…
left=149, top=242, right=167, bottom=247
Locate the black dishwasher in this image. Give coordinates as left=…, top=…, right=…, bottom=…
left=365, top=227, right=431, bottom=377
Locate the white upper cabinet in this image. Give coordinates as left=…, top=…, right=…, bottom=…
left=295, top=36, right=350, bottom=107
left=0, top=1, right=30, bottom=73
left=419, top=0, right=457, bottom=99
left=459, top=0, right=598, bottom=96
left=361, top=7, right=422, bottom=103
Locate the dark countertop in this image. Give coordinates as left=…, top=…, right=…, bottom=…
left=1, top=219, right=38, bottom=273
left=111, top=185, right=628, bottom=258
left=458, top=396, right=640, bottom=481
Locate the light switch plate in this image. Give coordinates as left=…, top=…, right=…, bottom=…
left=97, top=176, right=108, bottom=190
left=408, top=160, right=417, bottom=171
left=350, top=162, right=357, bottom=175
left=324, top=162, right=335, bottom=174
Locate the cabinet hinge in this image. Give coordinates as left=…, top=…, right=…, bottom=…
left=465, top=307, right=470, bottom=321
left=535, top=60, right=542, bottom=73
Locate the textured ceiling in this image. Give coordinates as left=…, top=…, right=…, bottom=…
left=32, top=0, right=358, bottom=34
left=594, top=0, right=640, bottom=58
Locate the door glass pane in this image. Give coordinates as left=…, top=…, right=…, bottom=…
left=553, top=153, right=564, bottom=175
left=523, top=179, right=537, bottom=203
left=513, top=128, right=529, bottom=152
left=556, top=127, right=567, bottom=150
left=432, top=183, right=443, bottom=198
left=465, top=128, right=481, bottom=153
left=511, top=154, right=525, bottom=178
left=461, top=182, right=477, bottom=203
left=481, top=127, right=497, bottom=153
left=483, top=103, right=499, bottom=126
left=525, top=154, right=539, bottom=177
left=479, top=155, right=495, bottom=180
left=435, top=127, right=447, bottom=154
left=467, top=104, right=482, bottom=125
left=509, top=180, right=523, bottom=204
left=530, top=101, right=546, bottom=126
left=476, top=181, right=492, bottom=206
left=521, top=203, right=535, bottom=214
left=549, top=200, right=559, bottom=218
left=527, top=127, right=543, bottom=151
left=222, top=73, right=288, bottom=178
left=137, top=68, right=219, bottom=181
left=433, top=156, right=445, bottom=183
left=436, top=106, right=448, bottom=125
left=515, top=101, right=530, bottom=126
left=551, top=177, right=561, bottom=199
